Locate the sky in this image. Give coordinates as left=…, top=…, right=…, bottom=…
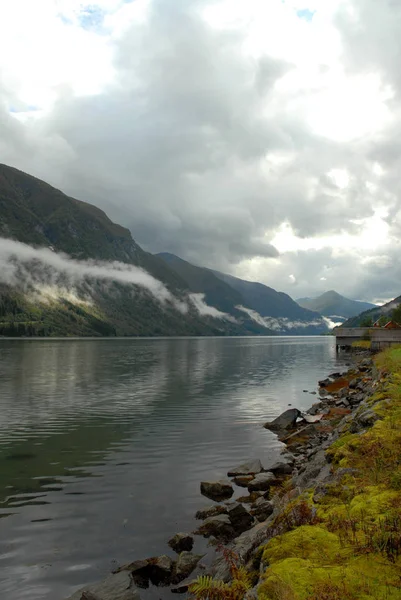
left=0, top=0, right=401, bottom=304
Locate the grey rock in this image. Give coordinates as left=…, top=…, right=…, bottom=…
left=358, top=410, right=379, bottom=427
left=232, top=475, right=255, bottom=487
left=115, top=556, right=174, bottom=588
left=168, top=533, right=194, bottom=553
left=195, top=514, right=235, bottom=541
left=318, top=378, right=331, bottom=387
left=200, top=480, right=234, bottom=501
left=350, top=409, right=380, bottom=433
left=307, top=402, right=322, bottom=415
left=195, top=505, right=227, bottom=520
left=248, top=472, right=275, bottom=492
left=227, top=503, right=254, bottom=533
left=148, top=555, right=174, bottom=586
left=263, top=409, right=301, bottom=431
left=64, top=572, right=141, bottom=600
left=293, top=450, right=331, bottom=490
left=268, top=461, right=293, bottom=476
left=227, top=459, right=263, bottom=476
left=172, top=552, right=204, bottom=584
left=250, top=498, right=274, bottom=522
left=349, top=378, right=359, bottom=389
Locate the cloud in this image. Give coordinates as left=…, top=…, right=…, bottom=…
left=0, top=237, right=177, bottom=303
left=189, top=293, right=236, bottom=322
left=1, top=0, right=401, bottom=302
left=236, top=304, right=325, bottom=332
left=0, top=237, right=245, bottom=322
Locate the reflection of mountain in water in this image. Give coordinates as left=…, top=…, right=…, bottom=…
left=0, top=337, right=336, bottom=510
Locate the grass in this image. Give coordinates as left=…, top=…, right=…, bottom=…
left=351, top=340, right=372, bottom=349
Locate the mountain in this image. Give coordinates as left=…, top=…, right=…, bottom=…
left=296, top=290, right=377, bottom=321
left=158, top=253, right=328, bottom=335
left=0, top=164, right=267, bottom=337
left=343, top=295, right=401, bottom=327
left=211, top=269, right=319, bottom=320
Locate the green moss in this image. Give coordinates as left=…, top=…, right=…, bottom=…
left=262, top=526, right=349, bottom=565
left=258, top=555, right=401, bottom=600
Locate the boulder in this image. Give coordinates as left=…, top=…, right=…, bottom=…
left=172, top=552, right=204, bottom=584
left=318, top=378, right=331, bottom=387
left=200, top=480, right=234, bottom=501
left=350, top=409, right=379, bottom=433
left=195, top=505, right=227, bottom=520
left=247, top=472, right=275, bottom=492
left=114, top=556, right=174, bottom=588
left=227, top=503, right=254, bottom=534
left=268, top=461, right=293, bottom=476
left=307, top=402, right=322, bottom=415
left=64, top=572, right=141, bottom=600
left=232, top=475, right=255, bottom=488
left=227, top=459, right=263, bottom=476
left=263, top=409, right=301, bottom=431
left=195, top=514, right=235, bottom=541
left=168, top=533, right=194, bottom=554
left=250, top=497, right=274, bottom=522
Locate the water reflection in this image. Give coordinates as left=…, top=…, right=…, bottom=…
left=0, top=337, right=348, bottom=600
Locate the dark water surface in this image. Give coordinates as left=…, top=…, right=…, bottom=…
left=0, top=337, right=349, bottom=599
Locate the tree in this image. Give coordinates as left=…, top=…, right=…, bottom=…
left=360, top=315, right=373, bottom=327
left=391, top=304, right=401, bottom=325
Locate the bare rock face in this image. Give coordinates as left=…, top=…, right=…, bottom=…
left=264, top=409, right=301, bottom=431
left=168, top=533, right=194, bottom=553
left=247, top=472, right=275, bottom=492
left=200, top=480, right=234, bottom=501
left=64, top=572, right=141, bottom=600
left=227, top=459, right=264, bottom=477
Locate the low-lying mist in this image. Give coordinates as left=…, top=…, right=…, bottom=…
left=0, top=238, right=232, bottom=321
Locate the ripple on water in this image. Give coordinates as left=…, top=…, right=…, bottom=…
left=0, top=337, right=349, bottom=600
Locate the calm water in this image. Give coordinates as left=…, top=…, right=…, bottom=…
left=0, top=337, right=349, bottom=600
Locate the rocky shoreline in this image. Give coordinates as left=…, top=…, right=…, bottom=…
left=67, top=350, right=381, bottom=600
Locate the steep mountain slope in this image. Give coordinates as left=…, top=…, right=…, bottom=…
left=0, top=164, right=266, bottom=337
left=157, top=253, right=245, bottom=314
left=158, top=253, right=328, bottom=334
left=297, top=290, right=376, bottom=320
left=343, top=295, right=400, bottom=327
left=0, top=163, right=186, bottom=292
left=212, top=269, right=320, bottom=320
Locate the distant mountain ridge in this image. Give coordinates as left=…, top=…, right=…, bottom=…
left=158, top=253, right=328, bottom=335
left=297, top=290, right=376, bottom=321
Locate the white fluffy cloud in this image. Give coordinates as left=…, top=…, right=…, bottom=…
left=1, top=0, right=401, bottom=302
